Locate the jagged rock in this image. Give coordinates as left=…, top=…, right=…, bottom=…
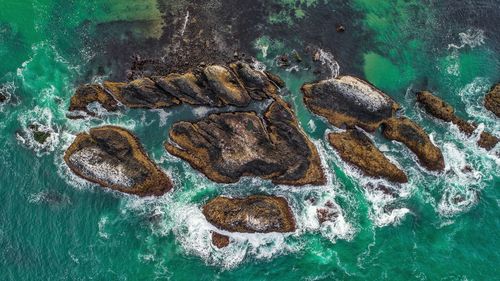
left=328, top=129, right=408, bottom=183
left=28, top=124, right=51, bottom=144
left=302, top=76, right=400, bottom=132
left=64, top=126, right=172, bottom=196
left=165, top=99, right=325, bottom=185
left=382, top=117, right=445, bottom=171
left=68, top=84, right=119, bottom=118
left=485, top=83, right=500, bottom=117
left=417, top=91, right=498, bottom=150
left=202, top=195, right=296, bottom=233
left=103, top=78, right=180, bottom=108
left=69, top=62, right=283, bottom=117
left=0, top=93, right=6, bottom=103
left=316, top=200, right=340, bottom=224
left=211, top=232, right=230, bottom=248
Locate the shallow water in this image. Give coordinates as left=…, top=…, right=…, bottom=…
left=0, top=0, right=499, bottom=280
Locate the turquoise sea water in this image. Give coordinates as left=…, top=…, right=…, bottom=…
left=0, top=0, right=499, bottom=280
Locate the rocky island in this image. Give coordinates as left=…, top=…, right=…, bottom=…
left=165, top=99, right=326, bottom=186
left=417, top=91, right=498, bottom=150
left=64, top=126, right=173, bottom=196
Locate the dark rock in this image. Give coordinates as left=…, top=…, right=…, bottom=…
left=103, top=78, right=180, bottom=109
left=328, top=129, right=408, bottom=183
left=28, top=124, right=51, bottom=144
left=165, top=99, right=325, bottom=185
left=0, top=93, right=6, bottom=103
left=382, top=117, right=445, bottom=171
left=417, top=91, right=498, bottom=150
left=202, top=195, right=296, bottom=233
left=68, top=84, right=119, bottom=118
left=485, top=83, right=500, bottom=117
left=317, top=200, right=339, bottom=224
left=64, top=126, right=173, bottom=196
left=211, top=232, right=230, bottom=248
left=336, top=24, right=345, bottom=33
left=302, top=76, right=400, bottom=132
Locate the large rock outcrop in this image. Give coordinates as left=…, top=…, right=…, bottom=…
left=165, top=99, right=325, bottom=186
left=68, top=61, right=283, bottom=117
left=68, top=84, right=119, bottom=118
left=301, top=76, right=400, bottom=132
left=417, top=91, right=498, bottom=150
left=382, top=117, right=445, bottom=171
left=202, top=195, right=296, bottom=233
left=328, top=129, right=408, bottom=183
left=485, top=83, right=500, bottom=117
left=64, top=126, right=172, bottom=196
left=103, top=78, right=180, bottom=109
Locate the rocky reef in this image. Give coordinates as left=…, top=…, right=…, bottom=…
left=328, top=129, right=408, bottom=183
left=485, top=83, right=500, bottom=118
left=417, top=91, right=498, bottom=150
left=382, top=117, right=445, bottom=171
left=68, top=61, right=283, bottom=118
left=68, top=84, right=119, bottom=118
left=202, top=195, right=296, bottom=233
left=301, top=76, right=400, bottom=132
left=165, top=99, right=325, bottom=186
left=211, top=231, right=230, bottom=249
left=64, top=126, right=172, bottom=196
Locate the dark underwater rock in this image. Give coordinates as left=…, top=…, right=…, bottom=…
left=485, top=83, right=500, bottom=117
left=29, top=124, right=51, bottom=144
left=301, top=76, right=400, bottom=132
left=64, top=126, right=172, bottom=196
left=417, top=91, right=498, bottom=150
left=0, top=92, right=6, bottom=103
left=165, top=99, right=325, bottom=186
left=382, top=117, right=445, bottom=171
left=328, top=129, right=408, bottom=183
left=202, top=195, right=296, bottom=233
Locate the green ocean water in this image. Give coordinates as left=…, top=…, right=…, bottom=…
left=0, top=0, right=499, bottom=280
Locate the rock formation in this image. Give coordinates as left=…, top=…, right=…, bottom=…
left=165, top=99, right=325, bottom=186
left=211, top=232, right=230, bottom=248
left=382, top=117, right=445, bottom=171
left=417, top=91, right=498, bottom=150
left=301, top=76, right=400, bottom=132
left=485, top=83, right=500, bottom=117
left=328, top=129, right=408, bottom=183
left=202, top=195, right=296, bottom=233
left=68, top=84, right=119, bottom=118
left=68, top=61, right=283, bottom=118
left=64, top=126, right=172, bottom=196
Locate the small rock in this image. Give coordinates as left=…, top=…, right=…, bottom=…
left=336, top=24, right=345, bottom=33
left=211, top=232, right=230, bottom=248
left=484, top=83, right=500, bottom=117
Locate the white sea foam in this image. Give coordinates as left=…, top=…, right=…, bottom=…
left=448, top=28, right=486, bottom=50
left=317, top=49, right=340, bottom=78
left=16, top=106, right=60, bottom=156
left=0, top=81, right=15, bottom=108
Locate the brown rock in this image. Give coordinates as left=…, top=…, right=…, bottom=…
left=302, top=76, right=400, bottom=132
left=103, top=78, right=180, bottom=109
left=202, top=195, right=296, bottom=233
left=68, top=84, right=119, bottom=117
left=382, top=117, right=445, bottom=171
left=155, top=72, right=221, bottom=106
left=328, top=129, right=408, bottom=183
left=417, top=91, right=498, bottom=150
left=64, top=126, right=172, bottom=196
left=211, top=232, right=230, bottom=248
left=317, top=201, right=339, bottom=224
left=203, top=65, right=251, bottom=106
left=165, top=99, right=325, bottom=186
left=485, top=83, right=500, bottom=117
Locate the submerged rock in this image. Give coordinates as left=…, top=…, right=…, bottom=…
left=103, top=78, right=180, bottom=109
left=0, top=93, right=6, bottom=103
left=64, top=126, right=172, bottom=196
left=211, top=231, right=230, bottom=248
left=382, top=117, right=445, bottom=171
left=485, top=83, right=500, bottom=117
left=301, top=76, right=400, bottom=132
left=165, top=99, right=325, bottom=185
left=68, top=84, right=119, bottom=118
left=316, top=200, right=340, bottom=225
left=328, top=129, right=408, bottom=183
left=202, top=195, right=296, bottom=233
left=68, top=62, right=283, bottom=118
left=417, top=91, right=498, bottom=150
